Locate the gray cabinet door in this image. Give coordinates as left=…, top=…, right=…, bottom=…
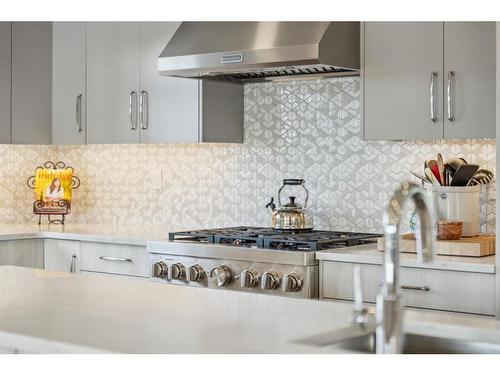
left=87, top=22, right=140, bottom=144
left=443, top=22, right=496, bottom=139
left=44, top=239, right=81, bottom=273
left=0, top=22, right=11, bottom=143
left=11, top=22, right=52, bottom=144
left=139, top=22, right=199, bottom=143
left=363, top=22, right=444, bottom=140
left=52, top=22, right=86, bottom=145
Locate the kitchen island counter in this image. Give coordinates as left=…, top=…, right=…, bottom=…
left=1, top=266, right=500, bottom=354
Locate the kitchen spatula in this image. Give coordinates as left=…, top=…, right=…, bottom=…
left=449, top=164, right=480, bottom=186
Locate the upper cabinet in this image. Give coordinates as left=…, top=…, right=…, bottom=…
left=0, top=23, right=11, bottom=143
left=139, top=22, right=199, bottom=143
left=83, top=22, right=242, bottom=144
left=52, top=22, right=86, bottom=145
left=86, top=22, right=141, bottom=144
left=362, top=22, right=496, bottom=140
left=11, top=22, right=53, bottom=144
left=443, top=22, right=496, bottom=139
left=0, top=22, right=52, bottom=145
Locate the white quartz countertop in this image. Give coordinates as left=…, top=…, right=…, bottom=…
left=315, top=244, right=496, bottom=274
left=0, top=223, right=170, bottom=246
left=1, top=266, right=500, bottom=354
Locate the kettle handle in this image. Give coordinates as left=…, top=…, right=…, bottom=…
left=278, top=179, right=309, bottom=208
left=283, top=179, right=304, bottom=186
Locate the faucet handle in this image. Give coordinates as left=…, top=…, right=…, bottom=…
left=353, top=265, right=364, bottom=312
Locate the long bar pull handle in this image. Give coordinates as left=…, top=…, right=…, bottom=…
left=401, top=285, right=431, bottom=291
left=69, top=254, right=77, bottom=273
left=140, top=90, right=148, bottom=130
left=447, top=71, right=455, bottom=122
left=129, top=91, right=137, bottom=130
left=76, top=94, right=83, bottom=133
left=430, top=72, right=438, bottom=123
left=99, top=256, right=133, bottom=263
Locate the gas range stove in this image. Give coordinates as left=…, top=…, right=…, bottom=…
left=148, top=226, right=380, bottom=299
left=168, top=226, right=380, bottom=251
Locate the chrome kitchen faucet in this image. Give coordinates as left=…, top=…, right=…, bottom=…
left=376, top=181, right=434, bottom=353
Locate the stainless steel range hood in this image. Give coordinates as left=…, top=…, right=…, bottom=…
left=158, top=22, right=360, bottom=83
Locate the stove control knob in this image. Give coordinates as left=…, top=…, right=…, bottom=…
left=282, top=274, right=302, bottom=293
left=186, top=264, right=205, bottom=282
left=210, top=265, right=232, bottom=287
left=152, top=261, right=168, bottom=278
left=168, top=263, right=186, bottom=280
left=240, top=269, right=259, bottom=288
left=261, top=272, right=280, bottom=290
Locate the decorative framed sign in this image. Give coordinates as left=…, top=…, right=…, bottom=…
left=27, top=161, right=80, bottom=224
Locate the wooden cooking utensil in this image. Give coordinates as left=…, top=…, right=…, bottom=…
left=437, top=153, right=445, bottom=185
left=411, top=171, right=431, bottom=184
left=424, top=167, right=440, bottom=185
left=427, top=160, right=442, bottom=185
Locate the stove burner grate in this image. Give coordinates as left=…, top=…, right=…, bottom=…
left=169, top=226, right=381, bottom=251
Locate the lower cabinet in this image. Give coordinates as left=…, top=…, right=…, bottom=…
left=80, top=242, right=148, bottom=278
left=320, top=261, right=495, bottom=316
left=0, top=239, right=44, bottom=268
left=44, top=239, right=81, bottom=273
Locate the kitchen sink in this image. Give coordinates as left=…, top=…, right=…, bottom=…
left=295, top=328, right=500, bottom=354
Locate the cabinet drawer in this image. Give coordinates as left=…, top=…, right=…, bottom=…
left=321, top=261, right=495, bottom=315
left=80, top=242, right=148, bottom=277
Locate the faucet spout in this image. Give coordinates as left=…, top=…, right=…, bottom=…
left=377, top=181, right=434, bottom=353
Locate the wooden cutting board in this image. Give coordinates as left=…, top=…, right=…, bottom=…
left=376, top=233, right=495, bottom=257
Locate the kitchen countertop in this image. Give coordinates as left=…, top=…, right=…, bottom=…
left=315, top=243, right=496, bottom=274
left=0, top=225, right=495, bottom=273
left=1, top=266, right=499, bottom=354
left=0, top=223, right=170, bottom=246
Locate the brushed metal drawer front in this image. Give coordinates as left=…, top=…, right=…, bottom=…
left=80, top=242, right=148, bottom=277
left=321, top=261, right=495, bottom=315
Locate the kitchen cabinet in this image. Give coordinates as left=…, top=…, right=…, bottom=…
left=320, top=260, right=495, bottom=316
left=44, top=239, right=81, bottom=273
left=0, top=239, right=44, bottom=268
left=80, top=242, right=148, bottom=278
left=139, top=22, right=198, bottom=143
left=0, top=22, right=52, bottom=145
left=11, top=22, right=52, bottom=144
left=86, top=21, right=243, bottom=144
left=86, top=22, right=141, bottom=144
left=0, top=23, right=10, bottom=143
left=362, top=22, right=495, bottom=140
left=443, top=22, right=496, bottom=138
left=52, top=22, right=86, bottom=145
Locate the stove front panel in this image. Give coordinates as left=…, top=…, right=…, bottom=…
left=149, top=253, right=318, bottom=299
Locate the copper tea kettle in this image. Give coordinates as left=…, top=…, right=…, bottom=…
left=265, top=179, right=313, bottom=231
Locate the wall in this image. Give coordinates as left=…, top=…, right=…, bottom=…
left=0, top=77, right=496, bottom=233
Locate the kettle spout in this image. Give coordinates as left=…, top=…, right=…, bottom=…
left=265, top=197, right=276, bottom=212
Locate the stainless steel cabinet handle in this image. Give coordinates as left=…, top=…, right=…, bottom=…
left=69, top=254, right=77, bottom=273
left=401, top=285, right=431, bottom=291
left=139, top=90, right=149, bottom=130
left=129, top=91, right=138, bottom=130
left=430, top=72, right=438, bottom=123
left=99, top=256, right=133, bottom=263
left=447, top=70, right=455, bottom=122
left=76, top=94, right=83, bottom=133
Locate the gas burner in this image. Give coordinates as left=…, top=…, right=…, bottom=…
left=169, top=227, right=381, bottom=251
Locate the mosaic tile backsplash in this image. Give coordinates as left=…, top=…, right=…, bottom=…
left=0, top=77, right=496, bottom=234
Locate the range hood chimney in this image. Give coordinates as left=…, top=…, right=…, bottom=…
left=158, top=22, right=360, bottom=83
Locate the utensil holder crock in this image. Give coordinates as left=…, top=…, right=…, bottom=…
left=429, top=185, right=480, bottom=237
